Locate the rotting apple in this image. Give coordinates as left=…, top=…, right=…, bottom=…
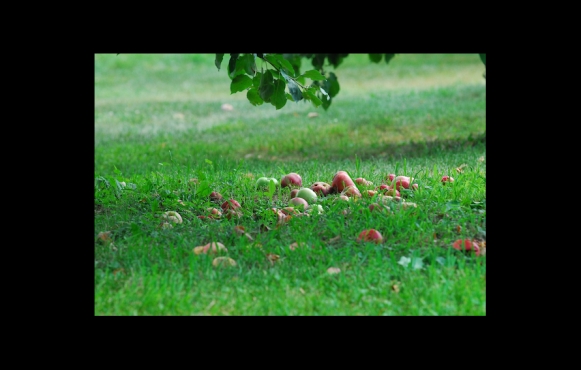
left=355, top=177, right=373, bottom=186
left=162, top=211, right=183, bottom=224
left=280, top=173, right=302, bottom=188
left=441, top=176, right=455, bottom=184
left=296, top=187, right=318, bottom=203
left=310, top=181, right=332, bottom=196
left=452, top=239, right=480, bottom=255
left=357, top=229, right=384, bottom=244
left=365, top=190, right=378, bottom=197
left=221, top=199, right=241, bottom=212
left=212, top=257, right=237, bottom=267
left=193, top=242, right=228, bottom=255
left=209, top=191, right=224, bottom=203
left=332, top=171, right=356, bottom=193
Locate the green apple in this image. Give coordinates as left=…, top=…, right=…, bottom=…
left=296, top=187, right=317, bottom=203
left=256, top=177, right=279, bottom=189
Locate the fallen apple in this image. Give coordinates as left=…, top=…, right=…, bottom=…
left=383, top=187, right=401, bottom=197
left=221, top=199, right=241, bottom=211
left=332, top=171, right=356, bottom=193
left=341, top=185, right=361, bottom=198
left=357, top=229, right=384, bottom=244
left=193, top=242, right=228, bottom=255
left=162, top=211, right=183, bottom=224
left=209, top=191, right=223, bottom=202
left=296, top=187, right=318, bottom=203
left=212, top=257, right=237, bottom=267
left=310, top=181, right=332, bottom=196
left=289, top=197, right=309, bottom=210
left=392, top=179, right=410, bottom=191
left=452, top=239, right=480, bottom=255
left=256, top=177, right=279, bottom=189
left=386, top=174, right=396, bottom=182
left=355, top=177, right=373, bottom=186
left=441, top=176, right=455, bottom=184
left=289, top=189, right=299, bottom=199
left=280, top=173, right=302, bottom=188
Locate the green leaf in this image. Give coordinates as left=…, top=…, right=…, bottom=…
left=324, top=72, right=340, bottom=97
left=230, top=75, right=253, bottom=94
left=271, top=79, right=287, bottom=110
left=321, top=95, right=332, bottom=110
left=479, top=53, right=486, bottom=66
left=264, top=54, right=282, bottom=70
left=302, top=69, right=326, bottom=81
left=247, top=88, right=264, bottom=106
left=274, top=54, right=295, bottom=77
left=304, top=89, right=322, bottom=107
left=287, top=79, right=303, bottom=102
left=238, top=54, right=256, bottom=76
left=259, top=70, right=275, bottom=102
left=253, top=72, right=262, bottom=88
left=369, top=54, right=382, bottom=63
left=215, top=54, right=224, bottom=70
left=227, top=53, right=240, bottom=79
left=384, top=54, right=395, bottom=64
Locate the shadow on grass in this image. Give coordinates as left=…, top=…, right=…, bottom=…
left=251, top=131, right=486, bottom=163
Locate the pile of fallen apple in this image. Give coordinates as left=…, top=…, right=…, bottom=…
left=152, top=170, right=482, bottom=266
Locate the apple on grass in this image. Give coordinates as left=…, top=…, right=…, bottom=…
left=296, top=187, right=318, bottom=203
left=280, top=173, right=302, bottom=188
left=289, top=197, right=309, bottom=210
left=357, top=229, right=384, bottom=244
left=310, top=182, right=332, bottom=196
left=256, top=177, right=279, bottom=189
left=441, top=176, right=454, bottom=184
left=332, top=171, right=356, bottom=193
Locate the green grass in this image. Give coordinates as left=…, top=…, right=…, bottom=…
left=95, top=53, right=486, bottom=315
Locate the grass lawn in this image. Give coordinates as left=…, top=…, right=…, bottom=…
left=95, top=53, right=486, bottom=315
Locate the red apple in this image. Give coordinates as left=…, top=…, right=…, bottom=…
left=452, top=239, right=480, bottom=255
left=289, top=189, right=299, bottom=198
left=411, top=183, right=419, bottom=190
left=310, top=181, right=332, bottom=196
left=357, top=229, right=384, bottom=244
left=332, top=171, right=356, bottom=193
left=384, top=187, right=400, bottom=197
left=393, top=179, right=410, bottom=191
left=355, top=177, right=373, bottom=186
left=221, top=199, right=241, bottom=211
left=342, top=185, right=361, bottom=198
left=289, top=197, right=309, bottom=210
left=386, top=174, right=396, bottom=182
left=441, top=176, right=454, bottom=184
left=280, top=173, right=302, bottom=188
left=377, top=184, right=390, bottom=192
left=209, top=191, right=223, bottom=202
